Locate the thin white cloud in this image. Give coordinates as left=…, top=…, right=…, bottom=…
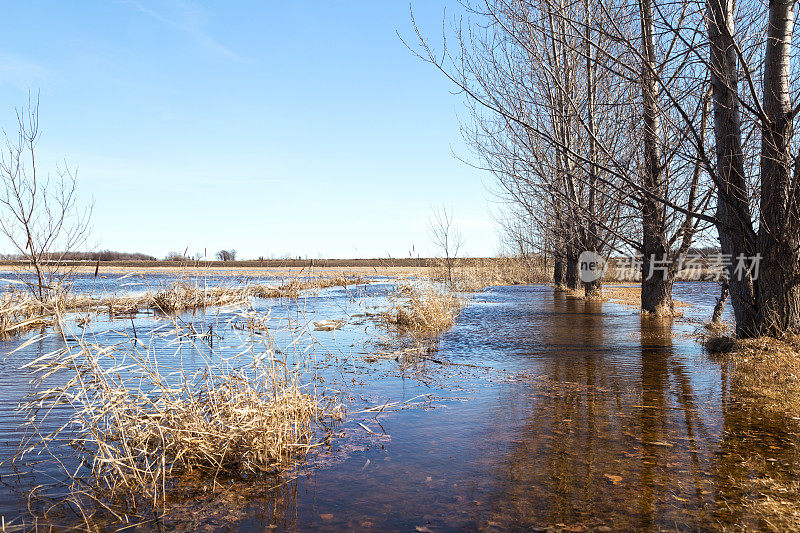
left=0, top=52, right=47, bottom=88
left=124, top=0, right=250, bottom=63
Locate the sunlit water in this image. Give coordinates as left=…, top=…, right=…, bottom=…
left=1, top=279, right=798, bottom=531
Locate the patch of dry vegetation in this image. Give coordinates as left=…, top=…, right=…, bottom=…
left=0, top=289, right=54, bottom=336
left=600, top=284, right=641, bottom=307
left=384, top=282, right=464, bottom=337
left=149, top=276, right=364, bottom=313
left=601, top=284, right=689, bottom=315
left=431, top=256, right=550, bottom=292
left=0, top=275, right=365, bottom=336
left=732, top=458, right=800, bottom=532
left=700, top=334, right=800, bottom=531
left=17, top=312, right=344, bottom=519
left=705, top=334, right=800, bottom=416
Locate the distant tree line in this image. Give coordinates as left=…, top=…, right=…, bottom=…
left=0, top=250, right=158, bottom=262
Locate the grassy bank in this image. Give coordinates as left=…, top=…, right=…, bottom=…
left=705, top=334, right=800, bottom=416
left=431, top=256, right=551, bottom=291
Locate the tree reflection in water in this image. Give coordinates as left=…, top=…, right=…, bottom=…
left=474, top=292, right=800, bottom=531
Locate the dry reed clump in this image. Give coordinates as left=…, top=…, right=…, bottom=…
left=17, top=313, right=344, bottom=517
left=385, top=282, right=463, bottom=336
left=0, top=289, right=54, bottom=336
left=0, top=276, right=367, bottom=340
left=0, top=285, right=97, bottom=336
left=150, top=281, right=254, bottom=312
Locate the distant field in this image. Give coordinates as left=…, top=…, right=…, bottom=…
left=0, top=256, right=722, bottom=280
left=0, top=258, right=451, bottom=277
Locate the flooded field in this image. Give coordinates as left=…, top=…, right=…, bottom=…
left=1, top=277, right=798, bottom=531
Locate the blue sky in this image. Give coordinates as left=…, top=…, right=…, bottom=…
left=0, top=1, right=500, bottom=259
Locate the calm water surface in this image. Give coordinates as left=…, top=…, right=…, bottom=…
left=1, top=280, right=797, bottom=531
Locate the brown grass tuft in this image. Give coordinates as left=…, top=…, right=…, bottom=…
left=384, top=282, right=463, bottom=337
left=0, top=276, right=366, bottom=338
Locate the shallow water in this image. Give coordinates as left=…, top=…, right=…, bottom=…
left=1, top=280, right=798, bottom=531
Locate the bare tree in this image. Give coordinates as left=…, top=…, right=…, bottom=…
left=428, top=205, right=463, bottom=286
left=0, top=97, right=91, bottom=301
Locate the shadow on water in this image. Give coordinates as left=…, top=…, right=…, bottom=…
left=2, top=283, right=800, bottom=531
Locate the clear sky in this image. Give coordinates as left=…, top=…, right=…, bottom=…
left=0, top=1, right=500, bottom=260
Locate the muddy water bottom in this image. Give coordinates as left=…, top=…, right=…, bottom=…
left=2, top=282, right=799, bottom=531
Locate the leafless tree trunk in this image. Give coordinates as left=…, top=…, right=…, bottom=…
left=638, top=0, right=673, bottom=314
left=756, top=0, right=800, bottom=336
left=707, top=0, right=759, bottom=336
left=553, top=257, right=566, bottom=288
left=712, top=279, right=730, bottom=324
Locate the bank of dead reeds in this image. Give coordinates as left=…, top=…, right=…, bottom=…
left=150, top=276, right=364, bottom=313
left=17, top=312, right=344, bottom=518
left=430, top=256, right=550, bottom=292
left=0, top=289, right=54, bottom=337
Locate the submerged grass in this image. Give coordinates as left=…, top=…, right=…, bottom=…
left=705, top=334, right=800, bottom=416
left=601, top=284, right=689, bottom=315
left=16, top=309, right=344, bottom=522
left=702, top=333, right=800, bottom=531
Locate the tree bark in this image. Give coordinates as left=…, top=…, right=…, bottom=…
left=641, top=266, right=675, bottom=316
left=712, top=279, right=730, bottom=324
left=554, top=257, right=566, bottom=289
left=757, top=0, right=800, bottom=336
left=583, top=0, right=603, bottom=301
left=639, top=0, right=674, bottom=315
left=707, top=0, right=759, bottom=336
left=565, top=247, right=581, bottom=290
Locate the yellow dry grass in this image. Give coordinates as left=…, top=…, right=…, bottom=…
left=601, top=284, right=689, bottom=315
left=706, top=335, right=800, bottom=416
left=0, top=276, right=365, bottom=336
left=0, top=289, right=54, bottom=336
left=701, top=334, right=800, bottom=531
left=17, top=311, right=344, bottom=518
left=384, top=281, right=464, bottom=337
left=430, top=256, right=550, bottom=292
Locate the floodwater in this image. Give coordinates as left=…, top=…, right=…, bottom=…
left=1, top=278, right=799, bottom=531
